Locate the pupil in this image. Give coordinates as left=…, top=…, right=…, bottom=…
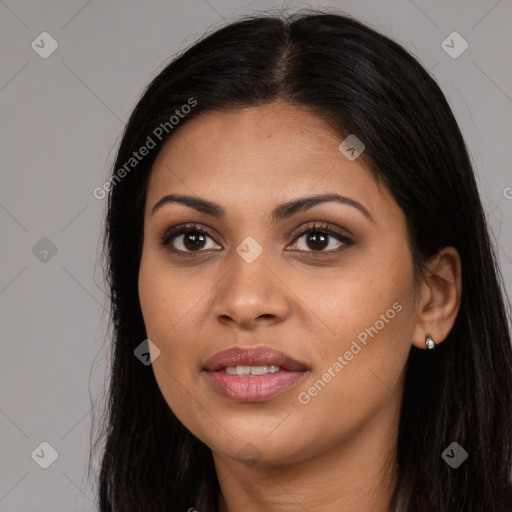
left=307, top=232, right=328, bottom=250
left=184, top=232, right=206, bottom=251
left=181, top=231, right=329, bottom=251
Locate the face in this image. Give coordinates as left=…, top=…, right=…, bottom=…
left=138, top=100, right=419, bottom=467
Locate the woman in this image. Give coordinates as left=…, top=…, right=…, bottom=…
left=92, top=9, right=512, bottom=511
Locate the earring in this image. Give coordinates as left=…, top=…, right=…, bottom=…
left=425, top=333, right=436, bottom=350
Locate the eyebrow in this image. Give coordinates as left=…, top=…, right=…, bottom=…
left=151, top=192, right=374, bottom=223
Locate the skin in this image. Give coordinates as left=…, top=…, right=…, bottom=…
left=138, top=100, right=462, bottom=512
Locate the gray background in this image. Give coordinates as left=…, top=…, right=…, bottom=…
left=1, top=1, right=511, bottom=510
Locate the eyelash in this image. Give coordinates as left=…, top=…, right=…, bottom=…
left=159, top=222, right=355, bottom=257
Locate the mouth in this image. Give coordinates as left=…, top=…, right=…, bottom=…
left=202, top=346, right=309, bottom=402
left=224, top=364, right=283, bottom=376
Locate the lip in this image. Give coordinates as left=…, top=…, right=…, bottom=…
left=203, top=346, right=308, bottom=372
left=203, top=346, right=309, bottom=403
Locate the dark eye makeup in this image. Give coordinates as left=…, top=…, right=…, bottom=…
left=159, top=221, right=355, bottom=257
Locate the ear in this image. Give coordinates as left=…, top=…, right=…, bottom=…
left=412, top=246, right=462, bottom=349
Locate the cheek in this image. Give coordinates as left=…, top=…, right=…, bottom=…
left=138, top=252, right=203, bottom=350
left=288, top=297, right=413, bottom=459
left=288, top=246, right=416, bottom=422
left=289, top=241, right=415, bottom=350
left=138, top=256, right=212, bottom=427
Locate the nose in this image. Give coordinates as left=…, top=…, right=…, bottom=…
left=212, top=253, right=291, bottom=331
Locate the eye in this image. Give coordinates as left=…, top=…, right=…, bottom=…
left=160, top=221, right=354, bottom=256
left=160, top=223, right=221, bottom=254
left=288, top=222, right=354, bottom=255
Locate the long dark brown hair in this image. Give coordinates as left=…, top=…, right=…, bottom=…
left=91, top=9, right=512, bottom=511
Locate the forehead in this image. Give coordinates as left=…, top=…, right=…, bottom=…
left=146, top=101, right=396, bottom=222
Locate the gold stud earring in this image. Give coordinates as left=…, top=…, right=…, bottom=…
left=425, top=333, right=436, bottom=350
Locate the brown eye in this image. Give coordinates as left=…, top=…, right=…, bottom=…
left=303, top=232, right=330, bottom=251
left=181, top=231, right=208, bottom=251
left=160, top=222, right=354, bottom=256
left=161, top=224, right=221, bottom=253
left=289, top=222, right=354, bottom=254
